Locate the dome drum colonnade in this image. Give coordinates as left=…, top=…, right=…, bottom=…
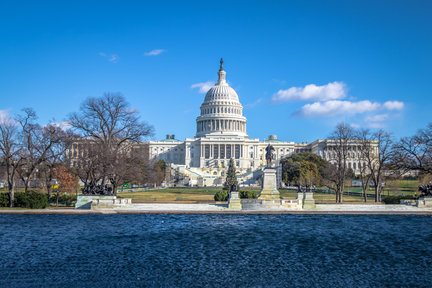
left=196, top=59, right=247, bottom=137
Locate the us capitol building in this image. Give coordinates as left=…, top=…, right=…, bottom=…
left=148, top=59, right=368, bottom=187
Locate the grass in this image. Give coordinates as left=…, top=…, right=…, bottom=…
left=117, top=179, right=421, bottom=203
left=0, top=179, right=421, bottom=205
left=117, top=188, right=220, bottom=202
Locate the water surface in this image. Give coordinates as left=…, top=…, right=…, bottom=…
left=0, top=214, right=431, bottom=287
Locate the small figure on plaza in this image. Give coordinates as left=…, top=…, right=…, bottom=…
left=265, top=144, right=275, bottom=167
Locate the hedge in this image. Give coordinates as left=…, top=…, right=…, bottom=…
left=214, top=190, right=258, bottom=201
left=15, top=192, right=48, bottom=209
left=240, top=190, right=258, bottom=199
left=382, top=195, right=418, bottom=204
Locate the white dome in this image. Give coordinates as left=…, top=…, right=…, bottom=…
left=204, top=85, right=239, bottom=103
left=196, top=59, right=247, bottom=138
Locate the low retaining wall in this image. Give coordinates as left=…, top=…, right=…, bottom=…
left=75, top=195, right=132, bottom=210
left=241, top=199, right=301, bottom=210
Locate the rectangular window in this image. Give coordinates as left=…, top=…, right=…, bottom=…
left=205, top=144, right=210, bottom=159
left=220, top=145, right=225, bottom=159
left=235, top=144, right=240, bottom=159
left=226, top=145, right=231, bottom=159
left=213, top=144, right=219, bottom=159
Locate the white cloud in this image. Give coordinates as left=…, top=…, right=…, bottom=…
left=0, top=110, right=10, bottom=123
left=108, top=54, right=119, bottom=63
left=272, top=81, right=346, bottom=103
left=0, top=110, right=17, bottom=126
left=365, top=114, right=389, bottom=122
left=294, top=100, right=405, bottom=118
left=245, top=98, right=262, bottom=108
left=383, top=101, right=404, bottom=110
left=48, top=121, right=72, bottom=131
left=99, top=52, right=119, bottom=63
left=295, top=100, right=381, bottom=117
left=191, top=81, right=214, bottom=93
left=144, top=49, right=165, bottom=56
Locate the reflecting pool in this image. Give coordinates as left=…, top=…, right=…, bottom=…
left=0, top=214, right=431, bottom=287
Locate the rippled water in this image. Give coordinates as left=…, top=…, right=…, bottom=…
left=0, top=214, right=431, bottom=287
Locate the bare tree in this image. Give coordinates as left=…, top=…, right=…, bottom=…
left=68, top=93, right=153, bottom=193
left=146, top=159, right=166, bottom=187
left=355, top=129, right=372, bottom=202
left=39, top=126, right=74, bottom=198
left=16, top=109, right=69, bottom=192
left=0, top=113, right=23, bottom=207
left=328, top=123, right=355, bottom=203
left=367, top=130, right=393, bottom=202
left=68, top=142, right=104, bottom=188
left=392, top=123, right=432, bottom=174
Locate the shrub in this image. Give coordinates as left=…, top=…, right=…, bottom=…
left=49, top=194, right=77, bottom=203
left=240, top=190, right=258, bottom=199
left=214, top=190, right=229, bottom=201
left=15, top=191, right=48, bottom=209
left=0, top=193, right=9, bottom=207
left=382, top=195, right=418, bottom=204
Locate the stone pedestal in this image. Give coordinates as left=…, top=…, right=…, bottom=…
left=296, top=191, right=304, bottom=210
left=228, top=191, right=242, bottom=210
left=75, top=195, right=132, bottom=209
left=417, top=197, right=432, bottom=208
left=303, top=192, right=316, bottom=210
left=258, top=168, right=280, bottom=200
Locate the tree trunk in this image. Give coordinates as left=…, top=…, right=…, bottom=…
left=8, top=181, right=14, bottom=207
left=24, top=178, right=30, bottom=193
left=113, top=184, right=117, bottom=196
left=340, top=183, right=344, bottom=203
left=47, top=185, right=52, bottom=200
left=375, top=186, right=381, bottom=203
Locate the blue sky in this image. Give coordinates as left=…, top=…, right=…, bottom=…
left=1, top=0, right=431, bottom=142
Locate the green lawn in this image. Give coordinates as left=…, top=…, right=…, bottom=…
left=116, top=179, right=420, bottom=203
left=0, top=179, right=420, bottom=204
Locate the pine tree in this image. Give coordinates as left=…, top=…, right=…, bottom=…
left=223, top=158, right=239, bottom=190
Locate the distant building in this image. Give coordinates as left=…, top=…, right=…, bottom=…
left=148, top=60, right=378, bottom=186
left=67, top=60, right=378, bottom=187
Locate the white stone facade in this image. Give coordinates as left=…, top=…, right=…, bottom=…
left=148, top=60, right=375, bottom=186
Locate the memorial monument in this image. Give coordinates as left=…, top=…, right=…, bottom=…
left=75, top=181, right=132, bottom=209
left=258, top=144, right=281, bottom=200
left=418, top=184, right=432, bottom=208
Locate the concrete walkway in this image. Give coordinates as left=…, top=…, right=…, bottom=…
left=0, top=203, right=431, bottom=214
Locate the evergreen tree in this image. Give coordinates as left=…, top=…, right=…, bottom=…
left=223, top=158, right=239, bottom=190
